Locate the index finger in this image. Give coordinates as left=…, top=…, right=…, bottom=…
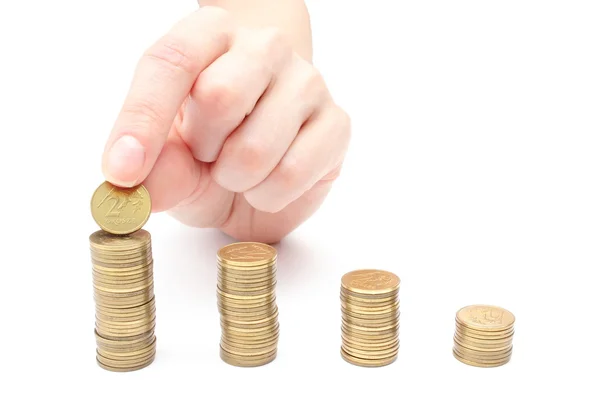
left=102, top=6, right=234, bottom=187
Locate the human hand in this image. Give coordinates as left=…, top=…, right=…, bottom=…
left=101, top=7, right=351, bottom=243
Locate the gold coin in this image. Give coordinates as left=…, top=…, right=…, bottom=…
left=342, top=344, right=399, bottom=359
left=452, top=349, right=511, bottom=368
left=91, top=181, right=151, bottom=235
left=96, top=335, right=156, bottom=351
left=217, top=242, right=277, bottom=267
left=342, top=308, right=399, bottom=320
left=341, top=303, right=399, bottom=315
left=98, top=338, right=156, bottom=357
left=218, top=260, right=277, bottom=272
left=340, top=349, right=397, bottom=367
left=92, top=258, right=153, bottom=270
left=96, top=354, right=156, bottom=372
left=456, top=305, right=515, bottom=332
left=341, top=269, right=400, bottom=296
left=98, top=348, right=156, bottom=363
left=220, top=340, right=278, bottom=356
left=97, top=350, right=156, bottom=368
left=343, top=335, right=399, bottom=349
left=340, top=292, right=399, bottom=306
left=221, top=318, right=278, bottom=331
left=340, top=297, right=399, bottom=308
left=223, top=329, right=279, bottom=342
left=342, top=313, right=399, bottom=326
left=340, top=286, right=399, bottom=301
left=342, top=327, right=398, bottom=342
left=218, top=268, right=277, bottom=280
left=222, top=335, right=280, bottom=348
left=453, top=339, right=513, bottom=355
left=455, top=326, right=514, bottom=340
left=343, top=319, right=400, bottom=332
left=221, top=335, right=279, bottom=348
left=453, top=347, right=512, bottom=362
left=454, top=331, right=513, bottom=347
left=219, top=347, right=277, bottom=367
left=217, top=285, right=275, bottom=297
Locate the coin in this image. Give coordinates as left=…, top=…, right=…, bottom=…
left=340, top=269, right=400, bottom=367
left=217, top=242, right=279, bottom=367
left=91, top=181, right=151, bottom=235
left=453, top=304, right=515, bottom=368
left=456, top=305, right=515, bottom=331
left=217, top=242, right=277, bottom=267
left=341, top=269, right=400, bottom=295
left=90, top=229, right=157, bottom=372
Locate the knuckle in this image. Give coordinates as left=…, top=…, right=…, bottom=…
left=275, top=156, right=305, bottom=189
left=259, top=27, right=291, bottom=58
left=235, top=139, right=268, bottom=171
left=195, top=79, right=239, bottom=116
left=299, top=64, right=326, bottom=99
left=144, top=37, right=196, bottom=75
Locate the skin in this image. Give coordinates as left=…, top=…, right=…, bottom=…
left=101, top=0, right=351, bottom=244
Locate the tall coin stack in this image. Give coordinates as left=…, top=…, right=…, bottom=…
left=340, top=269, right=400, bottom=367
left=453, top=304, right=515, bottom=368
left=217, top=242, right=279, bottom=367
left=90, top=230, right=157, bottom=372
left=90, top=181, right=155, bottom=372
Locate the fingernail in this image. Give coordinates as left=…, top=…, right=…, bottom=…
left=105, top=135, right=146, bottom=186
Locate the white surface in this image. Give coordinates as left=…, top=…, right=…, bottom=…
left=1, top=0, right=599, bottom=398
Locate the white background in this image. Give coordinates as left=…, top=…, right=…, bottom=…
left=1, top=0, right=599, bottom=398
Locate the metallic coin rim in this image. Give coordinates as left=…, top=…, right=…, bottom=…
left=454, top=340, right=513, bottom=356
left=340, top=286, right=400, bottom=301
left=217, top=242, right=277, bottom=267
left=222, top=329, right=279, bottom=342
left=219, top=348, right=277, bottom=367
left=340, top=292, right=399, bottom=305
left=452, top=349, right=511, bottom=367
left=453, top=347, right=513, bottom=362
left=90, top=182, right=152, bottom=235
left=97, top=349, right=156, bottom=368
left=455, top=323, right=514, bottom=340
left=342, top=313, right=399, bottom=327
left=98, top=338, right=156, bottom=358
left=455, top=304, right=516, bottom=332
left=89, top=228, right=151, bottom=248
left=340, top=348, right=398, bottom=367
left=340, top=269, right=400, bottom=295
left=342, top=344, right=400, bottom=359
left=220, top=340, right=278, bottom=356
left=454, top=327, right=514, bottom=341
left=96, top=354, right=155, bottom=372
left=341, top=327, right=399, bottom=342
left=454, top=331, right=514, bottom=346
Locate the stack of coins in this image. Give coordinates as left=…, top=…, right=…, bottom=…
left=90, top=181, right=155, bottom=372
left=453, top=304, right=515, bottom=368
left=90, top=230, right=157, bottom=372
left=340, top=269, right=400, bottom=367
left=217, top=242, right=279, bottom=367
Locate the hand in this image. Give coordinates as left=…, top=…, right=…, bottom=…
left=101, top=7, right=351, bottom=243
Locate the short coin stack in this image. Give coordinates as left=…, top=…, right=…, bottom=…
left=453, top=304, right=515, bottom=368
left=340, top=269, right=400, bottom=367
left=217, top=242, right=279, bottom=367
left=91, top=229, right=157, bottom=372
